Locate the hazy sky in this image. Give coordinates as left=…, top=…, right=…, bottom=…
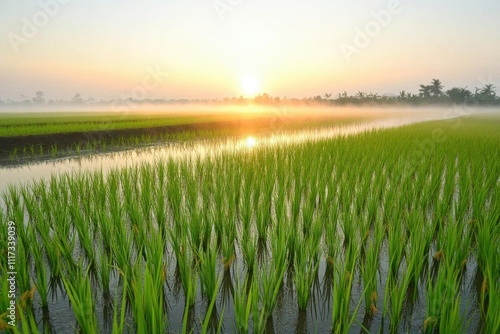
left=1, top=0, right=500, bottom=100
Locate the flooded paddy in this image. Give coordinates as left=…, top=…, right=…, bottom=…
left=0, top=109, right=498, bottom=334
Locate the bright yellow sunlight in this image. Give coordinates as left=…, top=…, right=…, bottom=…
left=245, top=136, right=257, bottom=149
left=241, top=74, right=260, bottom=96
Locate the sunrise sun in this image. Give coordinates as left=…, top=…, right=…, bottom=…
left=241, top=74, right=260, bottom=96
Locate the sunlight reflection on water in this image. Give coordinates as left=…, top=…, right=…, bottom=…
left=0, top=112, right=460, bottom=196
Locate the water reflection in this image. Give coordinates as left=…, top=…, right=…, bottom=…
left=245, top=136, right=257, bottom=149
left=0, top=115, right=449, bottom=195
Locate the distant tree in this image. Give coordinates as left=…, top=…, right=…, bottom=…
left=474, top=84, right=497, bottom=104
left=419, top=85, right=432, bottom=99
left=323, top=93, right=332, bottom=99
left=32, top=91, right=45, bottom=104
left=446, top=87, right=472, bottom=104
left=429, top=79, right=444, bottom=96
left=480, top=84, right=496, bottom=98
left=72, top=93, right=84, bottom=104
left=356, top=91, right=365, bottom=100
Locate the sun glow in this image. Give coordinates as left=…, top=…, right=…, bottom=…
left=245, top=136, right=257, bottom=149
left=241, top=74, right=260, bottom=96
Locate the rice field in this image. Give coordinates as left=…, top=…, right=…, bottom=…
left=0, top=114, right=499, bottom=333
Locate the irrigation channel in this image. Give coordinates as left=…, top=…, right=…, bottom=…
left=0, top=110, right=498, bottom=333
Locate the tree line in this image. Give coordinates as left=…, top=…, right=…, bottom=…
left=1, top=79, right=498, bottom=107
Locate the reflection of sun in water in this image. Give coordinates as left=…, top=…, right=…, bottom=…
left=245, top=136, right=257, bottom=148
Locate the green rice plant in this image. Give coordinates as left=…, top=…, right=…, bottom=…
left=331, top=239, right=359, bottom=334
left=98, top=247, right=112, bottom=293
left=70, top=201, right=96, bottom=267
left=482, top=263, right=500, bottom=334
left=112, top=223, right=133, bottom=278
left=437, top=280, right=465, bottom=333
left=13, top=308, right=41, bottom=334
left=50, top=144, right=58, bottom=159
left=240, top=233, right=257, bottom=273
left=233, top=276, right=253, bottom=333
left=423, top=266, right=450, bottom=333
left=32, top=242, right=48, bottom=308
left=387, top=216, right=406, bottom=279
left=405, top=215, right=430, bottom=289
left=9, top=147, right=18, bottom=161
left=62, top=267, right=99, bottom=334
left=111, top=279, right=128, bottom=334
left=324, top=218, right=339, bottom=268
left=255, top=177, right=273, bottom=242
left=54, top=230, right=76, bottom=271
left=171, top=231, right=198, bottom=307
left=384, top=274, right=409, bottom=333
left=153, top=162, right=168, bottom=237
left=294, top=239, right=320, bottom=310
left=198, top=246, right=219, bottom=299
left=251, top=278, right=267, bottom=334
left=15, top=240, right=31, bottom=296
left=130, top=260, right=167, bottom=334
left=260, top=251, right=287, bottom=319
left=201, top=277, right=223, bottom=334
left=221, top=236, right=235, bottom=270
left=361, top=239, right=379, bottom=317
left=476, top=211, right=499, bottom=276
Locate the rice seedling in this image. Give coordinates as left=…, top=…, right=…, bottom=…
left=32, top=242, right=49, bottom=308
left=240, top=233, right=257, bottom=273
left=251, top=278, right=268, bottom=334
left=13, top=308, right=41, bottom=334
left=62, top=267, right=99, bottom=334
left=130, top=259, right=167, bottom=334
left=98, top=247, right=112, bottom=293
left=331, top=239, right=362, bottom=334
left=361, top=239, right=380, bottom=317
left=387, top=213, right=406, bottom=279
left=201, top=277, right=223, bottom=334
left=233, top=276, right=253, bottom=333
left=171, top=231, right=198, bottom=307
left=198, top=246, right=219, bottom=299
left=294, top=238, right=320, bottom=310
left=0, top=115, right=498, bottom=333
left=111, top=279, right=128, bottom=334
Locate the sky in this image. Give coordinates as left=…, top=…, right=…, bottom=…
left=1, top=0, right=500, bottom=101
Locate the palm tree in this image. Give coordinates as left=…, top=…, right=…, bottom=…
left=446, top=87, right=471, bottom=104
left=356, top=91, right=365, bottom=100
left=429, top=79, right=443, bottom=96
left=419, top=85, right=432, bottom=99
left=481, top=84, right=496, bottom=98
left=323, top=93, right=332, bottom=99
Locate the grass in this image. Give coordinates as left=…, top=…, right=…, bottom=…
left=0, top=114, right=498, bottom=332
left=0, top=112, right=226, bottom=137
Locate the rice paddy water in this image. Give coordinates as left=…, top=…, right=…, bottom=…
left=0, top=112, right=499, bottom=333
